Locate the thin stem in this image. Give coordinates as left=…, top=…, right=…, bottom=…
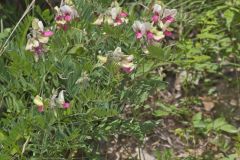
left=21, top=136, right=30, bottom=156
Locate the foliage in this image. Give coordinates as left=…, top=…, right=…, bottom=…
left=0, top=0, right=239, bottom=159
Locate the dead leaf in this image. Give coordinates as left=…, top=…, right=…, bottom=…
left=199, top=96, right=215, bottom=111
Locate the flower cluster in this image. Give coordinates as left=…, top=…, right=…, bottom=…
left=26, top=1, right=79, bottom=61
left=98, top=47, right=135, bottom=74
left=93, top=1, right=128, bottom=26
left=54, top=0, right=79, bottom=30
left=132, top=21, right=164, bottom=42
left=28, top=2, right=177, bottom=113
left=132, top=4, right=177, bottom=43
left=33, top=90, right=70, bottom=113
left=25, top=18, right=53, bottom=61
left=152, top=4, right=177, bottom=24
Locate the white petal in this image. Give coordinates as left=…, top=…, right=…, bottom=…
left=153, top=32, right=165, bottom=41
left=32, top=18, right=44, bottom=31
left=153, top=4, right=162, bottom=14
left=120, top=61, right=135, bottom=69
left=26, top=39, right=33, bottom=51
left=50, top=89, right=58, bottom=107
left=111, top=1, right=120, bottom=8
left=110, top=7, right=120, bottom=20
left=105, top=16, right=114, bottom=25
left=163, top=9, right=177, bottom=18
left=65, top=0, right=74, bottom=5
left=110, top=47, right=124, bottom=61
left=33, top=95, right=43, bottom=106
left=122, top=55, right=134, bottom=62
left=126, top=55, right=134, bottom=62
left=57, top=90, right=65, bottom=105
left=32, top=39, right=40, bottom=47
left=38, top=35, right=49, bottom=44
left=93, top=15, right=104, bottom=25
left=143, top=22, right=152, bottom=31
left=38, top=21, right=44, bottom=31
left=132, top=21, right=141, bottom=32
left=97, top=55, right=108, bottom=64
left=54, top=6, right=60, bottom=12
left=113, top=47, right=123, bottom=56
left=60, top=5, right=72, bottom=13
left=26, top=38, right=39, bottom=50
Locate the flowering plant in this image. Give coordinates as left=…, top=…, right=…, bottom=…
left=132, top=4, right=177, bottom=45
left=25, top=18, right=53, bottom=61
left=98, top=47, right=135, bottom=73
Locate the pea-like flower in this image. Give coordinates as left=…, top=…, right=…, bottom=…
left=132, top=21, right=164, bottom=42
left=152, top=4, right=177, bottom=24
left=93, top=1, right=128, bottom=26
left=149, top=26, right=165, bottom=41
left=56, top=90, right=70, bottom=109
left=33, top=95, right=44, bottom=112
left=55, top=0, right=79, bottom=30
left=152, top=4, right=177, bottom=37
left=132, top=21, right=147, bottom=39
left=133, top=3, right=177, bottom=44
left=152, top=4, right=162, bottom=24
left=112, top=47, right=135, bottom=73
left=98, top=47, right=135, bottom=73
left=25, top=18, right=53, bottom=61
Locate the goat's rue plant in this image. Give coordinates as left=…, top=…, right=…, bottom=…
left=1, top=0, right=239, bottom=159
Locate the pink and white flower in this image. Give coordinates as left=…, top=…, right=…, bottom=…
left=133, top=4, right=176, bottom=43
left=152, top=4, right=163, bottom=24
left=152, top=4, right=177, bottom=24
left=56, top=90, right=70, bottom=109
left=26, top=18, right=53, bottom=61
left=32, top=18, right=54, bottom=37
left=132, top=21, right=165, bottom=42
left=97, top=47, right=135, bottom=73
left=150, top=27, right=165, bottom=41
left=132, top=21, right=147, bottom=39
left=163, top=30, right=173, bottom=37
left=55, top=1, right=79, bottom=30
left=33, top=95, right=44, bottom=112
left=111, top=47, right=135, bottom=73
left=93, top=1, right=128, bottom=26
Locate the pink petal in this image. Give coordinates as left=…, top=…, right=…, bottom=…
left=63, top=102, right=70, bottom=109
left=115, top=17, right=123, bottom=25
left=119, top=12, right=128, bottom=17
left=136, top=31, right=143, bottom=39
left=162, top=16, right=175, bottom=23
left=152, top=14, right=159, bottom=23
left=34, top=45, right=43, bottom=55
left=164, top=30, right=173, bottom=37
left=147, top=31, right=154, bottom=40
left=122, top=67, right=134, bottom=73
left=61, top=24, right=68, bottom=31
left=43, top=31, right=54, bottom=37
left=64, top=15, right=72, bottom=22
left=38, top=105, right=44, bottom=112
left=56, top=15, right=64, bottom=21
